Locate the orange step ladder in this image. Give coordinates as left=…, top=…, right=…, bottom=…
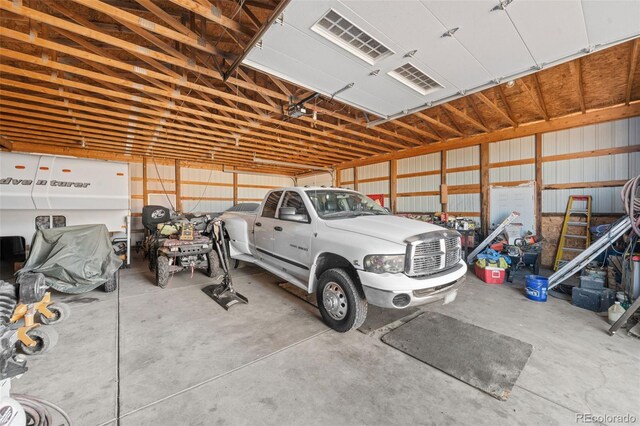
left=553, top=195, right=592, bottom=271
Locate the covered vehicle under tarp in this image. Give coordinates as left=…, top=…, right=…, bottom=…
left=18, top=224, right=122, bottom=293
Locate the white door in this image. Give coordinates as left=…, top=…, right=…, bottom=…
left=273, top=191, right=313, bottom=282
left=253, top=190, right=282, bottom=266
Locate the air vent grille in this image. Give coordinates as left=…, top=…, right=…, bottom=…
left=312, top=10, right=392, bottom=64
left=389, top=63, right=443, bottom=95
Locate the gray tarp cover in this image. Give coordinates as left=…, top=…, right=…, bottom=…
left=18, top=224, right=122, bottom=294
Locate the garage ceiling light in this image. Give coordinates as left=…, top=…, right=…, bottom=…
left=388, top=63, right=444, bottom=96
left=311, top=9, right=393, bottom=65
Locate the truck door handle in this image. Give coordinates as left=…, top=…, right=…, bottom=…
left=274, top=226, right=283, bottom=232
left=255, top=222, right=262, bottom=227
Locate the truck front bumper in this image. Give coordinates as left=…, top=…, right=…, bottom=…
left=358, top=262, right=467, bottom=309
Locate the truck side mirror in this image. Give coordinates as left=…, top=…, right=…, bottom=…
left=279, top=207, right=309, bottom=223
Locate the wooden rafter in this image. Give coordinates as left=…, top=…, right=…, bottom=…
left=473, top=92, right=516, bottom=127
left=626, top=39, right=640, bottom=105
left=495, top=85, right=519, bottom=126
left=442, top=103, right=488, bottom=132
left=573, top=58, right=586, bottom=113
left=519, top=77, right=549, bottom=120
left=414, top=112, right=461, bottom=138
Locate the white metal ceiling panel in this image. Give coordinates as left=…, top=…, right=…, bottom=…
left=581, top=0, right=640, bottom=46
left=422, top=0, right=536, bottom=77
left=506, top=0, right=589, bottom=64
left=244, top=0, right=640, bottom=119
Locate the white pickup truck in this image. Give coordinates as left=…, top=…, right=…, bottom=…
left=220, top=187, right=467, bottom=332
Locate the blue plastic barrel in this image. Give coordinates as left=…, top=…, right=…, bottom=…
left=525, top=275, right=548, bottom=302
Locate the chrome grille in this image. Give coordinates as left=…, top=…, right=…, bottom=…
left=405, top=231, right=461, bottom=277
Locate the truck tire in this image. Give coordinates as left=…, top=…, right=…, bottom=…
left=156, top=255, right=170, bottom=289
left=104, top=271, right=119, bottom=293
left=316, top=268, right=368, bottom=332
left=206, top=250, right=222, bottom=279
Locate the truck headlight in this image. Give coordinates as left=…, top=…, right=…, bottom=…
left=363, top=254, right=405, bottom=274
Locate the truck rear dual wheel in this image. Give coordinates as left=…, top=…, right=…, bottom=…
left=156, top=255, right=170, bottom=289
left=316, top=268, right=368, bottom=333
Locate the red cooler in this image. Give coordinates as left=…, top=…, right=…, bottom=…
left=475, top=264, right=506, bottom=284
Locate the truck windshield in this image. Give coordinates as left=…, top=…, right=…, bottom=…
left=305, top=190, right=389, bottom=219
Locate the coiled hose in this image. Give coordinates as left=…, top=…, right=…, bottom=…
left=13, top=394, right=72, bottom=426
left=621, top=175, right=640, bottom=236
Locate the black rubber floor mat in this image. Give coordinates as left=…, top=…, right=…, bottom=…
left=382, top=312, right=533, bottom=400
left=358, top=305, right=419, bottom=334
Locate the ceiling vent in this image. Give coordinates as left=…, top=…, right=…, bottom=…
left=388, top=63, right=444, bottom=95
left=311, top=9, right=393, bottom=65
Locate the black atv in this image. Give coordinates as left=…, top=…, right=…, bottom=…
left=142, top=206, right=221, bottom=288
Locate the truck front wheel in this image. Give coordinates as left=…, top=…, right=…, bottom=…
left=316, top=268, right=367, bottom=332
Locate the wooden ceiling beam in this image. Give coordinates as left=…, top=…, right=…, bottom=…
left=0, top=50, right=399, bottom=154
left=0, top=5, right=421, bottom=148
left=0, top=117, right=332, bottom=166
left=68, top=0, right=236, bottom=60
left=473, top=92, right=516, bottom=127
left=414, top=112, right=461, bottom=137
left=532, top=73, right=549, bottom=119
left=572, top=59, right=586, bottom=113
left=442, top=103, right=489, bottom=133
left=165, top=0, right=255, bottom=37
left=519, top=77, right=549, bottom=120
left=625, top=38, right=639, bottom=105
left=0, top=104, right=348, bottom=163
left=465, top=96, right=492, bottom=132
left=0, top=81, right=368, bottom=160
left=495, top=85, right=519, bottom=126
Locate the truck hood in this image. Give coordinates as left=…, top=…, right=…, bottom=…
left=323, top=215, right=447, bottom=244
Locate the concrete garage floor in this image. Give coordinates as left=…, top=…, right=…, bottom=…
left=12, top=256, right=640, bottom=426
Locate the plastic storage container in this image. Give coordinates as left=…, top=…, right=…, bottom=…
left=475, top=264, right=505, bottom=284
left=525, top=275, right=548, bottom=302
left=572, top=287, right=615, bottom=312
left=608, top=301, right=626, bottom=325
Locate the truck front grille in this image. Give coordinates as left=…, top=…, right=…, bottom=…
left=405, top=231, right=461, bottom=277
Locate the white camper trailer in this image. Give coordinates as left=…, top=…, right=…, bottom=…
left=0, top=152, right=131, bottom=267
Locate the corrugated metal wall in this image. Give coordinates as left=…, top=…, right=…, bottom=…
left=542, top=117, right=640, bottom=213
left=339, top=168, right=355, bottom=190
left=397, top=152, right=440, bottom=213
left=357, top=162, right=390, bottom=206
left=181, top=167, right=233, bottom=214
left=447, top=146, right=480, bottom=213
left=297, top=173, right=333, bottom=187
left=489, top=136, right=535, bottom=184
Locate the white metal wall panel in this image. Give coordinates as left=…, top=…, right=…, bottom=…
left=397, top=174, right=441, bottom=193
left=489, top=136, right=535, bottom=162
left=359, top=181, right=389, bottom=197
left=237, top=187, right=271, bottom=200
left=340, top=168, right=354, bottom=182
left=446, top=171, right=479, bottom=185
left=297, top=173, right=333, bottom=187
left=130, top=181, right=143, bottom=197
left=543, top=187, right=624, bottom=214
left=357, top=162, right=389, bottom=179
left=181, top=167, right=232, bottom=184
left=237, top=173, right=292, bottom=187
left=542, top=117, right=640, bottom=213
left=182, top=200, right=232, bottom=213
left=396, top=196, right=440, bottom=213
left=448, top=194, right=481, bottom=212
left=543, top=118, right=636, bottom=156
left=129, top=162, right=143, bottom=178
left=181, top=184, right=233, bottom=199
left=397, top=152, right=440, bottom=174
left=446, top=146, right=479, bottom=168
left=490, top=165, right=535, bottom=184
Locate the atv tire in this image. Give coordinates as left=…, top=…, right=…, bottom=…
left=156, top=255, right=170, bottom=289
